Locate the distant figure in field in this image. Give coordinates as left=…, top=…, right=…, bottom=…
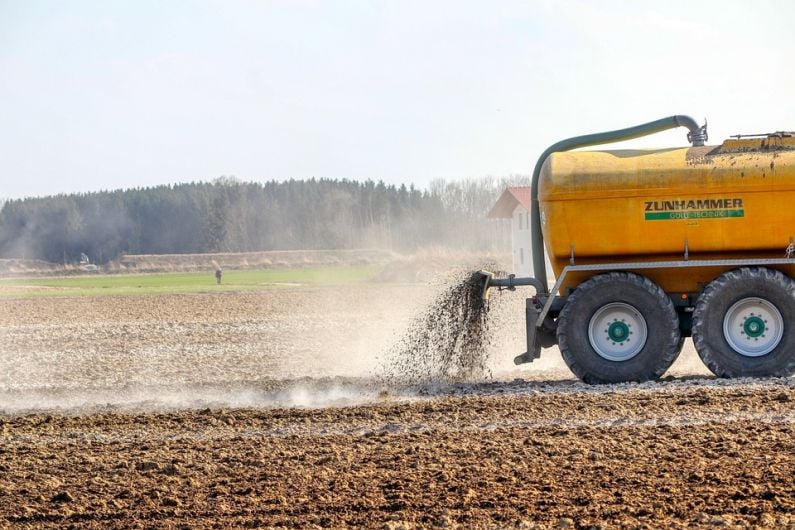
left=215, top=268, right=222, bottom=284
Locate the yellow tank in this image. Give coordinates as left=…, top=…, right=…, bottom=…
left=538, top=134, right=795, bottom=292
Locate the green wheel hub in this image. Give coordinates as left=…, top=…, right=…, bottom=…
left=588, top=302, right=648, bottom=362
left=723, top=297, right=783, bottom=357
left=607, top=320, right=631, bottom=343
left=742, top=315, right=766, bottom=338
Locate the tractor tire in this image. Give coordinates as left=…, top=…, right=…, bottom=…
left=557, top=272, right=681, bottom=384
left=692, top=267, right=795, bottom=378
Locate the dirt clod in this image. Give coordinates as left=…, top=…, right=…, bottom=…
left=51, top=491, right=74, bottom=503
left=135, top=461, right=160, bottom=472
left=556, top=517, right=574, bottom=529
left=161, top=463, right=180, bottom=476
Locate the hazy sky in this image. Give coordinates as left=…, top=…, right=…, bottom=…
left=2, top=0, right=794, bottom=199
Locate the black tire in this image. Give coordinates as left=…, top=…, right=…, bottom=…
left=692, top=267, right=795, bottom=378
left=557, top=272, right=681, bottom=384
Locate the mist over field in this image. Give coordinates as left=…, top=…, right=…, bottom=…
left=0, top=176, right=526, bottom=267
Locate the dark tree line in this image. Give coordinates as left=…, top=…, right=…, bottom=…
left=0, top=176, right=527, bottom=264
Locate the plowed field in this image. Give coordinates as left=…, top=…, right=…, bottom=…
left=1, top=285, right=793, bottom=529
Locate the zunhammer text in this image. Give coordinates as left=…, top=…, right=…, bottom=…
left=644, top=198, right=743, bottom=212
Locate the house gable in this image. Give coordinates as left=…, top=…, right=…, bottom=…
left=487, top=187, right=531, bottom=219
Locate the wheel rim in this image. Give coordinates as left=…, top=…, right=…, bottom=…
left=722, top=297, right=783, bottom=357
left=588, top=302, right=648, bottom=361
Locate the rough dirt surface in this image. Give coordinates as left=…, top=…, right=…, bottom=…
left=1, top=381, right=793, bottom=529
left=1, top=285, right=794, bottom=529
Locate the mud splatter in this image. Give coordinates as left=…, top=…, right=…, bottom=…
left=380, top=269, right=498, bottom=385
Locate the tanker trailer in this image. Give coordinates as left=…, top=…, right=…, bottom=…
left=480, top=116, right=795, bottom=383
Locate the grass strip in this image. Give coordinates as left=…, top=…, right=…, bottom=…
left=0, top=265, right=380, bottom=298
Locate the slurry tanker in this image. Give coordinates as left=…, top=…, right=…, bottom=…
left=479, top=116, right=795, bottom=383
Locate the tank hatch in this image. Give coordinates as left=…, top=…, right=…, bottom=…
left=719, top=132, right=795, bottom=153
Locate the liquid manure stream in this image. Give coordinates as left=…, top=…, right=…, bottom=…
left=380, top=270, right=499, bottom=385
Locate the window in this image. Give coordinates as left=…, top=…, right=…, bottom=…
left=518, top=210, right=528, bottom=230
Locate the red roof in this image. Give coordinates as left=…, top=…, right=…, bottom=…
left=487, top=186, right=531, bottom=219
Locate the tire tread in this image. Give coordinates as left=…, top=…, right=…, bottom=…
left=558, top=272, right=681, bottom=384
left=692, top=267, right=795, bottom=378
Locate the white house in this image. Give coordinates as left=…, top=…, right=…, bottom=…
left=487, top=186, right=551, bottom=278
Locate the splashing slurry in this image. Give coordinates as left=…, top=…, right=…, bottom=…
left=380, top=269, right=498, bottom=385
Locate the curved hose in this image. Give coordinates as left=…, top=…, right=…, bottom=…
left=530, top=115, right=707, bottom=292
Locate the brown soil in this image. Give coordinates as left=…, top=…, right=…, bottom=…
left=1, top=287, right=793, bottom=529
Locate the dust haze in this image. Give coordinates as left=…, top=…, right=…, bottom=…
left=0, top=176, right=530, bottom=414
left=0, top=259, right=710, bottom=415
left=0, top=175, right=709, bottom=415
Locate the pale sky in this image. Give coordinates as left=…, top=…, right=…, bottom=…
left=2, top=0, right=794, bottom=200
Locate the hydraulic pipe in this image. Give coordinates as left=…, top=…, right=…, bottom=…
left=486, top=275, right=545, bottom=293
left=530, top=115, right=707, bottom=292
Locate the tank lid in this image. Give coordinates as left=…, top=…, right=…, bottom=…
left=719, top=132, right=795, bottom=153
